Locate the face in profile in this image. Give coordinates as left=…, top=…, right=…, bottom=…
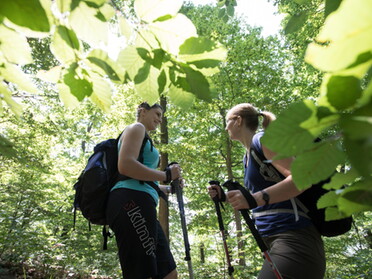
left=142, top=107, right=163, bottom=131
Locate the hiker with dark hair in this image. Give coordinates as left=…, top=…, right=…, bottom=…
left=208, top=103, right=326, bottom=279
left=106, top=102, right=180, bottom=279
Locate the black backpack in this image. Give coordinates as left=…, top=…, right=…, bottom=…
left=73, top=132, right=164, bottom=248
left=250, top=145, right=353, bottom=237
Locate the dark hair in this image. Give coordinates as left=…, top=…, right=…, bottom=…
left=136, top=102, right=163, bottom=119
left=227, top=103, right=276, bottom=131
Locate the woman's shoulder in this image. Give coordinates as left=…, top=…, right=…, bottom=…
left=122, top=123, right=146, bottom=141
left=252, top=131, right=264, bottom=149
left=125, top=122, right=145, bottom=133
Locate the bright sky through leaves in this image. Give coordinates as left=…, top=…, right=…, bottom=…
left=190, top=0, right=283, bottom=37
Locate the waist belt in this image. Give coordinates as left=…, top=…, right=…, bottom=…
left=252, top=196, right=311, bottom=221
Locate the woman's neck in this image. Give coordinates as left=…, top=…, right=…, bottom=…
left=239, top=128, right=254, bottom=150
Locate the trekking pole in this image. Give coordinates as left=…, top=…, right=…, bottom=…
left=209, top=180, right=235, bottom=278
left=223, top=180, right=283, bottom=279
left=172, top=178, right=194, bottom=279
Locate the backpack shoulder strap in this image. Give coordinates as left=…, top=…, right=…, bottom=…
left=249, top=145, right=284, bottom=183
left=138, top=132, right=152, bottom=163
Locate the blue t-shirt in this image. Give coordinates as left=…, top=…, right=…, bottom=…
left=111, top=138, right=160, bottom=205
left=244, top=131, right=312, bottom=236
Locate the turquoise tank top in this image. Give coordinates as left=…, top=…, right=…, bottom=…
left=111, top=138, right=160, bottom=205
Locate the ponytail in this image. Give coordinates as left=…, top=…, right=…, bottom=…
left=260, top=111, right=276, bottom=129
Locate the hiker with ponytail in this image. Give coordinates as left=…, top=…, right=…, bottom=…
left=208, top=103, right=325, bottom=279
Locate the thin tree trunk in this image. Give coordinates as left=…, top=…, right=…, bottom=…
left=222, top=109, right=246, bottom=266
left=158, top=97, right=170, bottom=239
left=200, top=243, right=205, bottom=264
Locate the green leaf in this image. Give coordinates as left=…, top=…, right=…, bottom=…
left=85, top=0, right=107, bottom=6
left=57, top=82, right=80, bottom=109
left=90, top=73, right=112, bottom=112
left=325, top=0, right=342, bottom=18
left=344, top=134, right=372, bottom=177
left=155, top=15, right=173, bottom=22
left=158, top=69, right=167, bottom=94
left=322, top=168, right=361, bottom=190
left=318, top=62, right=372, bottom=108
left=324, top=206, right=350, bottom=221
left=284, top=12, right=308, bottom=35
left=0, top=0, right=50, bottom=33
left=97, top=3, right=115, bottom=21
left=36, top=66, right=62, bottom=83
left=0, top=134, right=18, bottom=159
left=338, top=179, right=372, bottom=215
left=167, top=85, right=195, bottom=109
left=217, top=1, right=226, bottom=8
left=117, top=46, right=145, bottom=80
left=346, top=51, right=372, bottom=69
left=340, top=115, right=372, bottom=140
left=361, top=76, right=372, bottom=105
left=261, top=101, right=317, bottom=156
left=196, top=67, right=221, bottom=77
left=69, top=1, right=108, bottom=47
left=135, top=28, right=161, bottom=50
left=294, top=0, right=309, bottom=4
left=218, top=8, right=226, bottom=18
left=134, top=62, right=150, bottom=84
left=119, top=16, right=133, bottom=41
left=341, top=102, right=372, bottom=175
left=136, top=48, right=152, bottom=62
left=86, top=49, right=123, bottom=82
left=317, top=191, right=338, bottom=209
left=0, top=63, right=38, bottom=94
left=305, top=0, right=372, bottom=72
left=179, top=37, right=227, bottom=70
left=292, top=141, right=345, bottom=189
left=326, top=75, right=362, bottom=110
left=50, top=25, right=80, bottom=64
left=0, top=25, right=33, bottom=65
left=56, top=0, right=72, bottom=13
left=134, top=0, right=183, bottom=23
left=135, top=48, right=166, bottom=70
left=316, top=106, right=334, bottom=120
left=182, top=66, right=211, bottom=101
left=134, top=64, right=161, bottom=104
left=226, top=5, right=234, bottom=17
left=0, top=82, right=23, bottom=116
left=179, top=37, right=215, bottom=54
left=152, top=49, right=166, bottom=69
left=63, top=63, right=93, bottom=101
left=149, top=14, right=197, bottom=55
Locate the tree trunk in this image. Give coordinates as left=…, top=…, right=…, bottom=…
left=158, top=97, right=170, bottom=239
left=222, top=110, right=246, bottom=267
left=200, top=243, right=205, bottom=264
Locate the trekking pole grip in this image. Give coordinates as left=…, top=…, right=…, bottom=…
left=209, top=180, right=226, bottom=203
